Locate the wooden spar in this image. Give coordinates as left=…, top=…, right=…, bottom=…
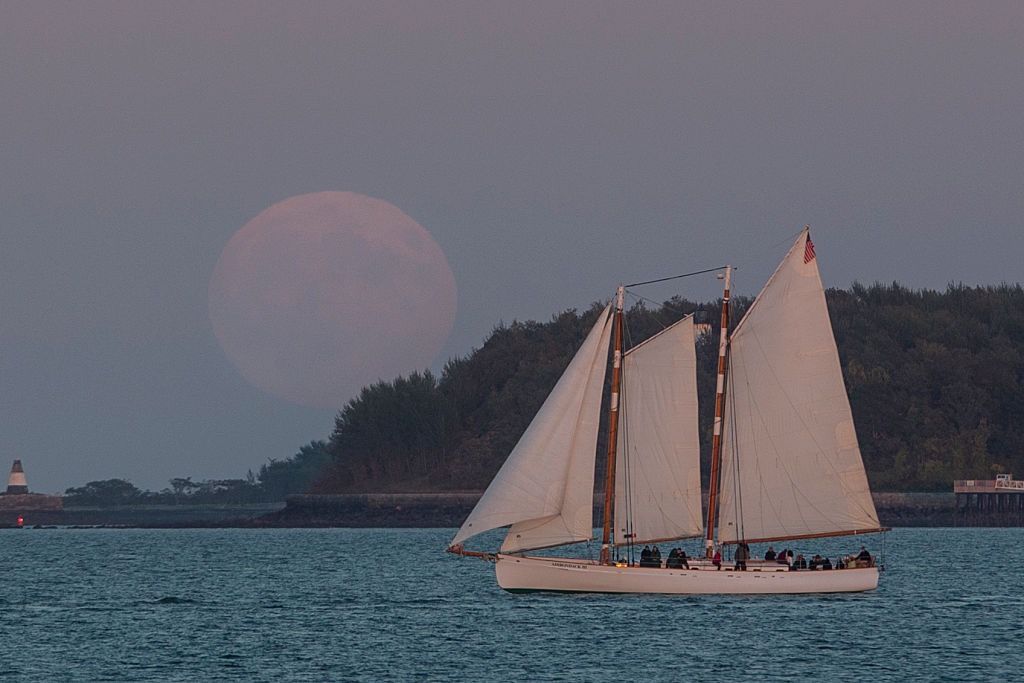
left=718, top=527, right=890, bottom=546
left=705, top=266, right=732, bottom=557
left=446, top=544, right=496, bottom=561
left=612, top=533, right=704, bottom=548
left=599, top=286, right=625, bottom=565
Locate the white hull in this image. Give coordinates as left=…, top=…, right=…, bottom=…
left=495, top=554, right=879, bottom=594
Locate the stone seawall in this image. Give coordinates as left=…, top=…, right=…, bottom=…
left=265, top=493, right=482, bottom=527
left=4, top=492, right=1017, bottom=528
left=0, top=503, right=284, bottom=528
left=0, top=493, right=63, bottom=512
left=872, top=492, right=957, bottom=526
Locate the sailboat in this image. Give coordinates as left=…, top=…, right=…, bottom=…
left=448, top=228, right=887, bottom=594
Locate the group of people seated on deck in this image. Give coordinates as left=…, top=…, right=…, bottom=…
left=638, top=545, right=690, bottom=569
left=639, top=545, right=661, bottom=567
left=721, top=544, right=874, bottom=571
left=757, top=545, right=873, bottom=571
left=632, top=544, right=874, bottom=570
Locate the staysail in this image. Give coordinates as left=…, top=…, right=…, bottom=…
left=614, top=316, right=703, bottom=545
left=450, top=306, right=614, bottom=552
left=717, top=230, right=881, bottom=544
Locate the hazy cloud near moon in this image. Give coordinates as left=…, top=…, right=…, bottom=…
left=208, top=192, right=458, bottom=408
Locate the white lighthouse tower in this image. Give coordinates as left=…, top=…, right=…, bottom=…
left=6, top=459, right=29, bottom=495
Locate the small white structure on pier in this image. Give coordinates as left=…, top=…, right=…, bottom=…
left=955, top=473, right=1024, bottom=494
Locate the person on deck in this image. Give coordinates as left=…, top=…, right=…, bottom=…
left=734, top=542, right=749, bottom=571
left=810, top=554, right=823, bottom=570
left=666, top=548, right=687, bottom=569
left=764, top=546, right=777, bottom=562
left=856, top=546, right=873, bottom=567
left=793, top=554, right=807, bottom=570
left=712, top=549, right=722, bottom=570
left=640, top=545, right=652, bottom=567
left=652, top=545, right=662, bottom=568
left=822, top=557, right=833, bottom=570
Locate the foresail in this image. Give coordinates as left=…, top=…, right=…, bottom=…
left=614, top=316, right=703, bottom=546
left=449, top=306, right=613, bottom=552
left=717, top=230, right=880, bottom=544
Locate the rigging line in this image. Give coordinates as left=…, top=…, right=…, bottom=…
left=767, top=227, right=809, bottom=251
left=625, top=265, right=728, bottom=288
left=624, top=290, right=689, bottom=325
left=619, top=353, right=631, bottom=558
left=729, top=228, right=808, bottom=278
left=728, top=362, right=746, bottom=544
left=620, top=302, right=635, bottom=553
left=619, top=316, right=637, bottom=561
left=881, top=530, right=887, bottom=570
left=622, top=308, right=636, bottom=349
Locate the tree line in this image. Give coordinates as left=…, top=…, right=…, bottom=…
left=312, top=281, right=1024, bottom=494
left=63, top=441, right=330, bottom=505
left=64, top=281, right=1024, bottom=503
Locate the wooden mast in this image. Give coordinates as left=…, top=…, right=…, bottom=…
left=705, top=266, right=732, bottom=557
left=600, top=285, right=625, bottom=565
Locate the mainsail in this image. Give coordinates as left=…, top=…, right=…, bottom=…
left=450, top=306, right=614, bottom=552
left=614, top=316, right=703, bottom=545
left=717, top=230, right=881, bottom=544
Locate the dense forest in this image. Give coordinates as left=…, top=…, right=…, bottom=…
left=64, top=282, right=1024, bottom=502
left=308, top=282, right=1024, bottom=494
left=831, top=283, right=1024, bottom=489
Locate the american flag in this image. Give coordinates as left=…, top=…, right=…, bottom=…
left=803, top=235, right=816, bottom=264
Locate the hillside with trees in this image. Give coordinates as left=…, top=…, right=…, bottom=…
left=64, top=282, right=1024, bottom=503
left=830, top=283, right=1024, bottom=489
left=308, top=282, right=1024, bottom=494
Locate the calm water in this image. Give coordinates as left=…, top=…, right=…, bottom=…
left=0, top=528, right=1022, bottom=681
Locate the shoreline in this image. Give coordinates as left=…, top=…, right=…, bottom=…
left=2, top=491, right=1021, bottom=529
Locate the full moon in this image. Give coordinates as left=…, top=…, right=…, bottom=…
left=209, top=192, right=458, bottom=408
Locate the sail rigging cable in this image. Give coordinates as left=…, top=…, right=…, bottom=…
left=725, top=366, right=745, bottom=543
left=625, top=266, right=729, bottom=288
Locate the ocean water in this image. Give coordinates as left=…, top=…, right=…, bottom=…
left=0, top=528, right=1021, bottom=682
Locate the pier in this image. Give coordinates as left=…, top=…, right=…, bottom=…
left=954, top=474, right=1024, bottom=525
